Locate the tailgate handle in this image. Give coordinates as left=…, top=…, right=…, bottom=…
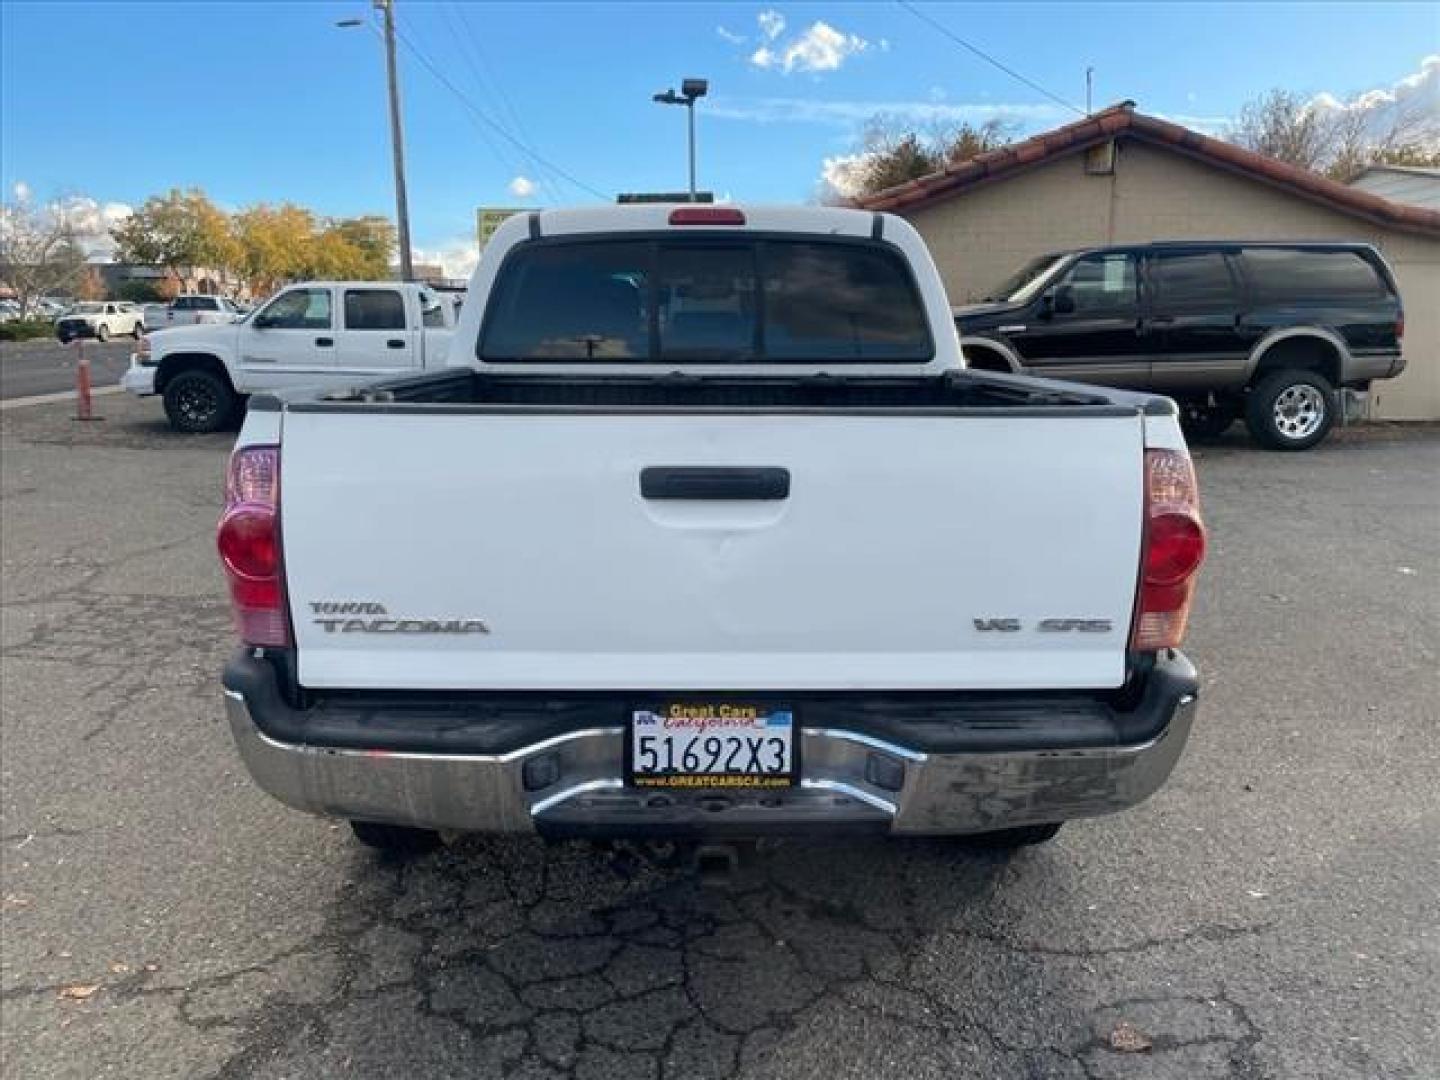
left=641, top=466, right=790, bottom=501
left=386, top=338, right=406, bottom=349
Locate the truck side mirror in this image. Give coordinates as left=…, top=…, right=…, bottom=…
left=1052, top=287, right=1076, bottom=316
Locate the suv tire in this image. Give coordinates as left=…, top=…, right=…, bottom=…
left=132, top=321, right=144, bottom=340
left=1180, top=400, right=1238, bottom=441
left=349, top=821, right=443, bottom=855
left=95, top=323, right=110, bottom=342
left=163, top=369, right=237, bottom=433
left=961, top=822, right=1063, bottom=849
left=1245, top=368, right=1336, bottom=451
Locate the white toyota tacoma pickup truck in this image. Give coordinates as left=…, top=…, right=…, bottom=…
left=219, top=205, right=1205, bottom=858
left=123, top=281, right=456, bottom=433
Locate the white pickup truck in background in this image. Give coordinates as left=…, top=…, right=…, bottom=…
left=144, top=293, right=246, bottom=330
left=123, top=281, right=457, bottom=432
left=218, top=205, right=1206, bottom=861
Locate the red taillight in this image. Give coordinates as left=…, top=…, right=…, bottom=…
left=669, top=207, right=746, bottom=226
left=217, top=445, right=290, bottom=646
left=1131, top=448, right=1206, bottom=652
left=1396, top=313, right=1405, bottom=340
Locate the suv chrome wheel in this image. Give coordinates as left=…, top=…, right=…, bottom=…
left=1273, top=384, right=1325, bottom=440
left=1245, top=368, right=1336, bottom=451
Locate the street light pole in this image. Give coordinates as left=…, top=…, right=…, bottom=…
left=652, top=78, right=708, bottom=202
left=687, top=99, right=696, bottom=201
left=377, top=0, right=413, bottom=281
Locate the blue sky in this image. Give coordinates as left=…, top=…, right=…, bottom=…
left=2, top=2, right=1436, bottom=273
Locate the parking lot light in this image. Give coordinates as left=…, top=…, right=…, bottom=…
left=652, top=77, right=708, bottom=202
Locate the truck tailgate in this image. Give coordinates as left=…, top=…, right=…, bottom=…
left=280, top=410, right=1144, bottom=691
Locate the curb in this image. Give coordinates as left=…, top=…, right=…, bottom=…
left=0, top=385, right=124, bottom=412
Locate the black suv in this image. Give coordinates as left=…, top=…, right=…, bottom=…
left=954, top=242, right=1405, bottom=450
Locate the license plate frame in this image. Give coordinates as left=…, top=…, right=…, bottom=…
left=626, top=702, right=797, bottom=790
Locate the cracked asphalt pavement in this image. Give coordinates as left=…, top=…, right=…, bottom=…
left=2, top=394, right=1437, bottom=1079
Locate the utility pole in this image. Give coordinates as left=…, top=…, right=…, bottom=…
left=376, top=0, right=414, bottom=280
left=1085, top=66, right=1094, bottom=116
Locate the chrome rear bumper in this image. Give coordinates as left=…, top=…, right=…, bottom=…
left=224, top=675, right=1197, bottom=838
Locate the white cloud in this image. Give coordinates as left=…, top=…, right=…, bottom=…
left=707, top=95, right=1065, bottom=128
left=757, top=10, right=785, bottom=41
left=508, top=175, right=536, bottom=198
left=819, top=152, right=873, bottom=199
left=716, top=25, right=746, bottom=45
left=413, top=238, right=481, bottom=281
left=0, top=190, right=133, bottom=259
left=1307, top=54, right=1438, bottom=117
left=751, top=20, right=870, bottom=75
left=1303, top=55, right=1440, bottom=152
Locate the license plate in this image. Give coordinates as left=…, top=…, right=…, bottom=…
left=629, top=703, right=795, bottom=789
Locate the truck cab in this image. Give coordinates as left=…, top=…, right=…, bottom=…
left=124, top=281, right=458, bottom=432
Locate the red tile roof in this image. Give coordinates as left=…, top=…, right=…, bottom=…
left=854, top=103, right=1440, bottom=238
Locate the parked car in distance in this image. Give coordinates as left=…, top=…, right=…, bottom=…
left=55, top=301, right=146, bottom=343
left=218, top=204, right=1206, bottom=859
left=954, top=241, right=1405, bottom=450
left=124, top=281, right=459, bottom=432
left=145, top=294, right=245, bottom=330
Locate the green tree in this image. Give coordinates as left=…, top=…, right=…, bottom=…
left=1229, top=88, right=1440, bottom=181
left=1370, top=141, right=1440, bottom=170
left=111, top=188, right=239, bottom=287
left=0, top=190, right=88, bottom=315
left=825, top=118, right=1014, bottom=201
left=328, top=215, right=395, bottom=278
left=232, top=203, right=316, bottom=295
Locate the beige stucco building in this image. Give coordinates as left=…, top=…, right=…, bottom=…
left=858, top=104, right=1440, bottom=420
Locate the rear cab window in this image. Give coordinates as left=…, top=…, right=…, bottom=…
left=479, top=237, right=932, bottom=363
left=344, top=289, right=407, bottom=331
left=1241, top=248, right=1387, bottom=302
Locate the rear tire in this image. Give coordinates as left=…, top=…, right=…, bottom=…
left=1245, top=368, right=1336, bottom=451
left=162, top=369, right=236, bottom=433
left=1179, top=399, right=1238, bottom=441
left=349, top=821, right=443, bottom=855
left=132, top=321, right=144, bottom=340
left=961, top=822, right=1063, bottom=849
left=96, top=323, right=110, bottom=342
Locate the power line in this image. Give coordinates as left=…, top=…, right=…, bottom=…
left=445, top=2, right=564, bottom=206
left=392, top=22, right=609, bottom=201
left=422, top=7, right=528, bottom=182
left=894, top=1, right=1086, bottom=117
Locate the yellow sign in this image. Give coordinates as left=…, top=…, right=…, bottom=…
left=476, top=208, right=528, bottom=248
